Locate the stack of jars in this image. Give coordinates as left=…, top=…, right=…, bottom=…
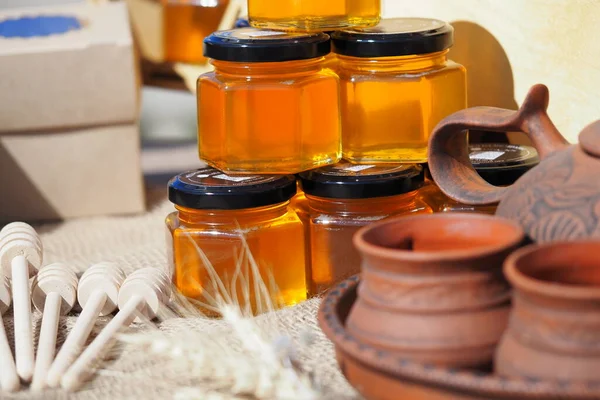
left=165, top=0, right=539, bottom=314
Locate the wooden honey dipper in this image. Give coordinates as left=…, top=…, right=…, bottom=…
left=46, top=262, right=126, bottom=388
left=0, top=222, right=43, bottom=382
left=61, top=267, right=171, bottom=391
left=30, top=263, right=78, bottom=390
left=0, top=275, right=19, bottom=392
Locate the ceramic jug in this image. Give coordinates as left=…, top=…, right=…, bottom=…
left=349, top=213, right=524, bottom=368
left=496, top=241, right=600, bottom=382
left=428, top=84, right=600, bottom=243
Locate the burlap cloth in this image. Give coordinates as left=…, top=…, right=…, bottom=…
left=1, top=188, right=359, bottom=400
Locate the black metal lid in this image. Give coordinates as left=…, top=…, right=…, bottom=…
left=331, top=18, right=453, bottom=58
left=299, top=162, right=424, bottom=200
left=204, top=28, right=331, bottom=62
left=469, top=143, right=540, bottom=186
left=168, top=168, right=296, bottom=210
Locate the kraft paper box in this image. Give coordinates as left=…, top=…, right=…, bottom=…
left=0, top=2, right=145, bottom=222
left=0, top=1, right=138, bottom=132
left=0, top=123, right=145, bottom=223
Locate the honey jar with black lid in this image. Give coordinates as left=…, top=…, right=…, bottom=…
left=422, top=143, right=540, bottom=214
left=299, top=162, right=432, bottom=296
left=166, top=167, right=307, bottom=314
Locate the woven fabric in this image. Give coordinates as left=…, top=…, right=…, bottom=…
left=2, top=190, right=358, bottom=400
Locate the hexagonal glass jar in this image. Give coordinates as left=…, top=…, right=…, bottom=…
left=166, top=168, right=307, bottom=314
left=332, top=18, right=467, bottom=164
left=298, top=163, right=432, bottom=296
left=198, top=28, right=342, bottom=174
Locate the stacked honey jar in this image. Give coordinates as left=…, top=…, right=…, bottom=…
left=165, top=0, right=540, bottom=313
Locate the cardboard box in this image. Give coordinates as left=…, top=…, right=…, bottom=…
left=0, top=1, right=145, bottom=222
left=0, top=124, right=145, bottom=222
left=0, top=1, right=139, bottom=132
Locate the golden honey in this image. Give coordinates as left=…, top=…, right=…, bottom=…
left=299, top=163, right=432, bottom=296
left=166, top=168, right=306, bottom=314
left=332, top=18, right=467, bottom=163
left=290, top=182, right=311, bottom=291
left=422, top=144, right=540, bottom=213
left=290, top=189, right=309, bottom=232
left=198, top=28, right=341, bottom=174
left=323, top=52, right=338, bottom=72
left=248, top=0, right=380, bottom=32
left=162, top=0, right=229, bottom=64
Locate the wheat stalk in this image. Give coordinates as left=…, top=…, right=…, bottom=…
left=113, top=229, right=320, bottom=400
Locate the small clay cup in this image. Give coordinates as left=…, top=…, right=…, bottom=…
left=349, top=213, right=525, bottom=368
left=496, top=241, right=600, bottom=382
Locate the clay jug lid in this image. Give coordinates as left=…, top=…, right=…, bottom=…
left=579, top=120, right=600, bottom=157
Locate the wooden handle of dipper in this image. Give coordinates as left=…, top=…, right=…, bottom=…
left=30, top=263, right=79, bottom=390
left=46, top=262, right=126, bottom=388
left=0, top=222, right=43, bottom=383
left=61, top=268, right=171, bottom=391
left=0, top=275, right=19, bottom=391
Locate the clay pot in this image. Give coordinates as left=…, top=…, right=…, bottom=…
left=320, top=276, right=600, bottom=400
left=349, top=213, right=525, bottom=368
left=428, top=84, right=600, bottom=244
left=496, top=241, right=600, bottom=382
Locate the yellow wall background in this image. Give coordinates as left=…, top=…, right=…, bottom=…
left=383, top=0, right=600, bottom=143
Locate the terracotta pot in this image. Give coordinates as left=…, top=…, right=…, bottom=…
left=428, top=84, right=600, bottom=244
left=349, top=213, right=525, bottom=368
left=320, top=276, right=600, bottom=400
left=496, top=241, right=600, bottom=382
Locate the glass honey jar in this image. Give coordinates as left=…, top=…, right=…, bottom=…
left=299, top=163, right=432, bottom=296
left=199, top=28, right=342, bottom=175
left=290, top=180, right=310, bottom=243
left=166, top=168, right=307, bottom=314
left=162, top=0, right=229, bottom=64
left=289, top=179, right=311, bottom=285
left=332, top=18, right=467, bottom=164
left=422, top=143, right=540, bottom=214
left=322, top=32, right=339, bottom=72
left=247, top=0, right=380, bottom=32
left=323, top=53, right=339, bottom=73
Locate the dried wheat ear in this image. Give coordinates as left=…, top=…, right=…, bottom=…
left=115, top=232, right=321, bottom=400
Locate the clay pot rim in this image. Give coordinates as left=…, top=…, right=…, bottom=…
left=505, top=241, right=600, bottom=300
left=354, top=213, right=525, bottom=263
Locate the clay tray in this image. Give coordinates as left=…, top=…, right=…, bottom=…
left=318, top=275, right=600, bottom=400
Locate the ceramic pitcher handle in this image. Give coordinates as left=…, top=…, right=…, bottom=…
left=428, top=84, right=569, bottom=205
